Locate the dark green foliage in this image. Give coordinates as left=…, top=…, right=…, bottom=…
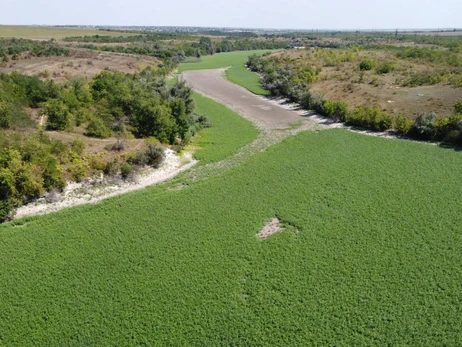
left=85, top=117, right=112, bottom=138
left=359, top=59, right=375, bottom=71
left=376, top=62, right=395, bottom=74
left=454, top=101, right=462, bottom=115
left=0, top=101, right=12, bottom=128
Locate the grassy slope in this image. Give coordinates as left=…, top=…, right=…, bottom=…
left=190, top=92, right=258, bottom=164
left=178, top=50, right=272, bottom=95
left=1, top=129, right=461, bottom=345
left=0, top=26, right=136, bottom=40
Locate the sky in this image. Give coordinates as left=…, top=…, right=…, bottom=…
left=0, top=0, right=461, bottom=30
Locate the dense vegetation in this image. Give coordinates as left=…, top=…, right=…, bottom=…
left=0, top=69, right=211, bottom=221
left=247, top=52, right=462, bottom=144
left=1, top=130, right=461, bottom=345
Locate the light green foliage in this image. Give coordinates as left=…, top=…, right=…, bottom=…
left=395, top=113, right=414, bottom=134
left=321, top=100, right=348, bottom=121
left=0, top=130, right=461, bottom=345
left=346, top=106, right=394, bottom=131
left=85, top=117, right=112, bottom=138
left=42, top=99, right=73, bottom=131
left=191, top=92, right=258, bottom=164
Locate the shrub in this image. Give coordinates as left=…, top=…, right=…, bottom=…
left=346, top=107, right=393, bottom=131
left=321, top=100, right=348, bottom=121
left=376, top=62, right=395, bottom=74
left=412, top=112, right=437, bottom=140
left=85, top=117, right=112, bottom=138
left=394, top=113, right=413, bottom=134
left=144, top=143, right=166, bottom=168
left=120, top=162, right=133, bottom=179
left=0, top=102, right=12, bottom=128
left=454, top=101, right=462, bottom=115
left=359, top=60, right=375, bottom=71
left=42, top=99, right=73, bottom=131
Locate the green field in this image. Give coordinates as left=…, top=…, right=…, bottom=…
left=0, top=25, right=136, bottom=40
left=1, top=129, right=461, bottom=345
left=178, top=50, right=273, bottom=95
left=190, top=92, right=258, bottom=164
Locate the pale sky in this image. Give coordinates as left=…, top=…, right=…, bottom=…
left=0, top=0, right=460, bottom=30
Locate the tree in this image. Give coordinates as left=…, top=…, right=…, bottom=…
left=42, top=99, right=73, bottom=131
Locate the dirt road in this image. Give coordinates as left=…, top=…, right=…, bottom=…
left=182, top=68, right=309, bottom=130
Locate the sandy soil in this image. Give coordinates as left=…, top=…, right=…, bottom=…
left=14, top=149, right=197, bottom=219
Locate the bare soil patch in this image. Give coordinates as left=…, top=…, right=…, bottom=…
left=257, top=217, right=283, bottom=239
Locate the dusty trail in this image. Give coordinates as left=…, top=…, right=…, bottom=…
left=183, top=68, right=328, bottom=131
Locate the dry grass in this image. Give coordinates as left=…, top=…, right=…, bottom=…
left=0, top=49, right=159, bottom=82
left=271, top=49, right=462, bottom=118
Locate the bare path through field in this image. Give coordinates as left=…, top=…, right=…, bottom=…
left=183, top=68, right=324, bottom=131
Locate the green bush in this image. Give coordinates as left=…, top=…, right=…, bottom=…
left=42, top=99, right=73, bottom=131
left=359, top=60, right=375, bottom=71
left=85, top=117, right=112, bottom=138
left=120, top=162, right=133, bottom=179
left=0, top=102, right=12, bottom=128
left=376, top=62, right=395, bottom=74
left=454, top=101, right=462, bottom=115
left=346, top=107, right=393, bottom=131
left=394, top=113, right=414, bottom=134
left=321, top=100, right=348, bottom=121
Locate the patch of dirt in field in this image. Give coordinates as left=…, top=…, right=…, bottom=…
left=0, top=49, right=159, bottom=82
left=257, top=217, right=283, bottom=239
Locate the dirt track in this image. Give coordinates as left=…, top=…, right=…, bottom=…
left=182, top=68, right=308, bottom=130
